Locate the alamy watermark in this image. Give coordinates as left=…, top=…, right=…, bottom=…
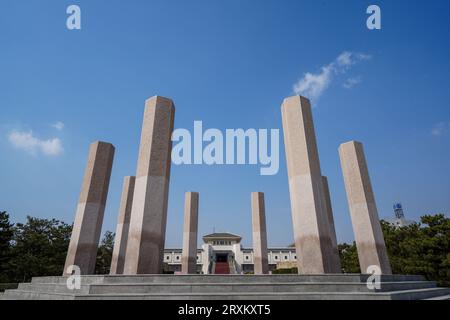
left=171, top=121, right=279, bottom=176
left=367, top=5, right=381, bottom=30
left=66, top=265, right=81, bottom=290
left=66, top=4, right=381, bottom=31
left=366, top=265, right=382, bottom=290
left=66, top=5, right=81, bottom=30
left=62, top=3, right=379, bottom=175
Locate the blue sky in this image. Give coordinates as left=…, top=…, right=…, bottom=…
left=1, top=0, right=449, bottom=247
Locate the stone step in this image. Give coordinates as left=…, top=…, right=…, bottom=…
left=73, top=287, right=450, bottom=300
left=100, top=274, right=426, bottom=284
left=18, top=283, right=91, bottom=295
left=86, top=281, right=436, bottom=294
left=388, top=287, right=450, bottom=300
left=5, top=274, right=448, bottom=300
left=32, top=275, right=104, bottom=285
left=1, top=289, right=74, bottom=300
left=30, top=274, right=425, bottom=285
left=425, top=294, right=450, bottom=300
left=4, top=287, right=450, bottom=300
left=18, top=280, right=435, bottom=295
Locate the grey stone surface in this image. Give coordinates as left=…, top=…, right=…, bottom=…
left=3, top=274, right=450, bottom=300
left=251, top=192, right=269, bottom=274
left=181, top=192, right=199, bottom=274
left=64, top=141, right=115, bottom=275
left=339, top=141, right=392, bottom=274
left=281, top=96, right=336, bottom=274
left=110, top=176, right=135, bottom=275
left=124, top=96, right=175, bottom=275
left=321, top=176, right=342, bottom=273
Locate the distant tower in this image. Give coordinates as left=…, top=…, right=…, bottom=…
left=393, top=203, right=405, bottom=219
left=388, top=203, right=414, bottom=228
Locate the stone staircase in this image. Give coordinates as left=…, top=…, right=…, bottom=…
left=2, top=274, right=450, bottom=300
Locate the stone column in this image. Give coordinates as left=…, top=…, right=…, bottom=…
left=124, top=96, right=175, bottom=275
left=281, top=95, right=334, bottom=274
left=110, top=176, right=135, bottom=275
left=251, top=192, right=269, bottom=275
left=339, top=141, right=392, bottom=274
left=181, top=192, right=199, bottom=274
left=321, top=176, right=342, bottom=273
left=64, top=141, right=115, bottom=275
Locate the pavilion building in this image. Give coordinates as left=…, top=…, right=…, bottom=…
left=163, top=232, right=297, bottom=274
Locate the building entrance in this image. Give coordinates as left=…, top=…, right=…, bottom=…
left=214, top=253, right=230, bottom=274
left=215, top=253, right=228, bottom=263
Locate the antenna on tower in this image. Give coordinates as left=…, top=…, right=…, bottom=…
left=393, top=203, right=405, bottom=219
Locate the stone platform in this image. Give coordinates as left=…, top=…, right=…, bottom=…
left=2, top=274, right=450, bottom=300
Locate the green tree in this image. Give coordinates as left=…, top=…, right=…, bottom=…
left=338, top=214, right=450, bottom=286
left=339, top=242, right=361, bottom=274
left=7, top=216, right=72, bottom=283
left=95, top=231, right=115, bottom=275
left=381, top=220, right=427, bottom=276
left=0, top=211, right=14, bottom=282
left=383, top=214, right=450, bottom=286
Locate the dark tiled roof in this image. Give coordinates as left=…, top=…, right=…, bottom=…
left=203, top=232, right=242, bottom=239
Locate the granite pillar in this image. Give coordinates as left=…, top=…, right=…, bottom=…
left=123, top=96, right=175, bottom=275
left=321, top=176, right=342, bottom=273
left=251, top=192, right=269, bottom=275
left=181, top=192, right=199, bottom=274
left=339, top=141, right=392, bottom=274
left=281, top=95, right=334, bottom=274
left=64, top=141, right=115, bottom=275
left=110, top=176, right=135, bottom=275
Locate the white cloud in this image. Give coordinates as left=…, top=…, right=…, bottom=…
left=343, top=76, right=362, bottom=89
left=336, top=52, right=371, bottom=69
left=293, top=51, right=371, bottom=102
left=336, top=52, right=354, bottom=68
left=431, top=122, right=449, bottom=137
left=292, top=65, right=333, bottom=102
left=52, top=121, right=65, bottom=130
left=8, top=130, right=63, bottom=156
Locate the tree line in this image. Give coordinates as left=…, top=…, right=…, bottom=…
left=0, top=212, right=113, bottom=283
left=340, top=214, right=450, bottom=286
left=0, top=211, right=449, bottom=286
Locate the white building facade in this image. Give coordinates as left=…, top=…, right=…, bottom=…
left=163, top=232, right=297, bottom=274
